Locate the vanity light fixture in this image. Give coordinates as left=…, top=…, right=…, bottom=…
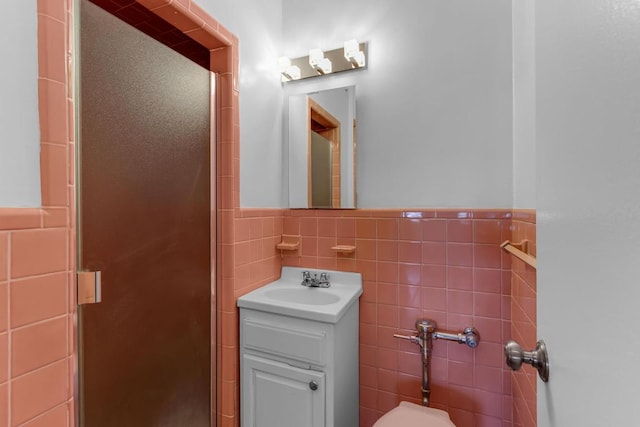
left=343, top=39, right=366, bottom=68
left=309, top=48, right=332, bottom=75
left=278, top=56, right=301, bottom=81
left=280, top=41, right=367, bottom=82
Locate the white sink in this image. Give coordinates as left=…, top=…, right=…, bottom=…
left=264, top=288, right=341, bottom=305
left=237, top=267, right=363, bottom=323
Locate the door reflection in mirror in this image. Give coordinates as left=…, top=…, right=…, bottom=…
left=288, top=86, right=356, bottom=208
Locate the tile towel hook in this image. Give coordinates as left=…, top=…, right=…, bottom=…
left=500, top=240, right=536, bottom=269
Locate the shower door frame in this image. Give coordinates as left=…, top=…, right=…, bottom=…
left=72, top=0, right=239, bottom=425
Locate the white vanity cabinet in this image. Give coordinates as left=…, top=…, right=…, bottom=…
left=242, top=354, right=325, bottom=427
left=238, top=267, right=362, bottom=427
left=238, top=266, right=361, bottom=427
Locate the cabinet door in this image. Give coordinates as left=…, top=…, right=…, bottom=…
left=242, top=355, right=325, bottom=427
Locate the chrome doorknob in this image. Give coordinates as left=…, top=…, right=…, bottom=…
left=504, top=339, right=550, bottom=382
left=309, top=380, right=318, bottom=391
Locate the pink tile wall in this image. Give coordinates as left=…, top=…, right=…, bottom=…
left=510, top=211, right=537, bottom=427
left=281, top=209, right=515, bottom=427
left=218, top=209, right=283, bottom=425
left=0, top=0, right=76, bottom=425
left=3, top=0, right=241, bottom=426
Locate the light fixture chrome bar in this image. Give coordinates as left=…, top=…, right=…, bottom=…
left=282, top=42, right=367, bottom=82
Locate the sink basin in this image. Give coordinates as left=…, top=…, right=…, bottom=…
left=264, top=288, right=341, bottom=305
left=237, top=267, right=363, bottom=323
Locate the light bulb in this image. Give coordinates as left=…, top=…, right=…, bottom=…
left=278, top=56, right=291, bottom=73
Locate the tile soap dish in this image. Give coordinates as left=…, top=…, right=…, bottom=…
left=331, top=245, right=356, bottom=254
left=276, top=234, right=300, bottom=251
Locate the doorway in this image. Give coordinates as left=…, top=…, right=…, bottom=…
left=308, top=98, right=341, bottom=208
left=77, top=1, right=214, bottom=425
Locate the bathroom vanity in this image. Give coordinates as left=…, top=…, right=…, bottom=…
left=237, top=267, right=362, bottom=427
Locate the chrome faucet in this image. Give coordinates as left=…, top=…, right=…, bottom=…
left=301, top=271, right=331, bottom=288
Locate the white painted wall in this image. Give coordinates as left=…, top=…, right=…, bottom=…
left=282, top=0, right=514, bottom=208
left=199, top=0, right=284, bottom=207
left=537, top=0, right=640, bottom=425
left=0, top=1, right=41, bottom=207
left=513, top=0, right=536, bottom=209
left=0, top=1, right=528, bottom=210
left=287, top=94, right=307, bottom=207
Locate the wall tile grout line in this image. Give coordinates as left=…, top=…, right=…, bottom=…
left=7, top=231, right=12, bottom=427
left=9, top=313, right=69, bottom=334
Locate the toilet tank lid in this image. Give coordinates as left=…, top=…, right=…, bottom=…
left=399, top=401, right=452, bottom=419
left=374, top=402, right=456, bottom=427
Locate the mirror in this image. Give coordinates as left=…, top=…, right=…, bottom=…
left=288, top=86, right=357, bottom=208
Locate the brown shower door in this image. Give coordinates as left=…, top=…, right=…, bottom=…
left=78, top=1, right=213, bottom=426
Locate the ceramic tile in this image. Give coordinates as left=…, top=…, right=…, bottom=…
left=356, top=218, right=376, bottom=239
left=447, top=219, right=473, bottom=242
left=376, top=369, right=398, bottom=393
left=37, top=0, right=66, bottom=21
left=12, top=317, right=67, bottom=376
left=474, top=342, right=504, bottom=369
left=0, top=384, right=6, bottom=427
left=398, top=219, right=421, bottom=241
left=38, top=79, right=67, bottom=144
left=422, top=287, right=446, bottom=311
left=10, top=273, right=67, bottom=328
left=447, top=243, right=473, bottom=267
left=377, top=241, right=398, bottom=262
left=40, top=144, right=68, bottom=207
left=376, top=219, right=398, bottom=240
left=377, top=262, right=398, bottom=284
left=447, top=266, right=473, bottom=290
left=355, top=239, right=376, bottom=261
left=398, top=263, right=420, bottom=286
left=337, top=218, right=356, bottom=238
left=317, top=218, right=337, bottom=237
left=11, top=360, right=68, bottom=426
left=37, top=15, right=66, bottom=83
left=0, top=284, right=7, bottom=334
left=360, top=385, right=378, bottom=409
left=0, top=210, right=42, bottom=231
left=398, top=285, right=421, bottom=308
left=447, top=290, right=473, bottom=315
left=474, top=244, right=503, bottom=269
left=474, top=220, right=503, bottom=244
left=421, top=241, right=446, bottom=265
left=398, top=306, right=420, bottom=330
left=42, top=208, right=67, bottom=228
left=11, top=229, right=67, bottom=279
left=473, top=389, right=503, bottom=418
left=377, top=347, right=398, bottom=371
left=21, top=404, right=68, bottom=427
left=421, top=265, right=446, bottom=287
left=474, top=365, right=503, bottom=393
left=422, top=219, right=447, bottom=241
left=0, top=234, right=7, bottom=282
left=475, top=292, right=502, bottom=318
left=448, top=360, right=474, bottom=387
left=376, top=304, right=398, bottom=328
left=398, top=241, right=421, bottom=264
left=0, top=333, right=6, bottom=383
